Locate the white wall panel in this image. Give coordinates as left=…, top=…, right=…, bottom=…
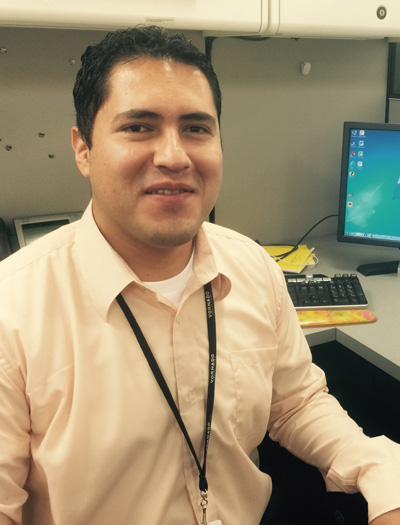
left=0, top=0, right=264, bottom=33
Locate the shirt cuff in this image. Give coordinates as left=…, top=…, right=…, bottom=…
left=358, top=461, right=400, bottom=523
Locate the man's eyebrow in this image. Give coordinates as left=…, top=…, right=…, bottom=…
left=179, top=112, right=217, bottom=125
left=113, top=109, right=161, bottom=123
left=113, top=110, right=217, bottom=126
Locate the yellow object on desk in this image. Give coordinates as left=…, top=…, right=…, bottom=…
left=297, top=309, right=377, bottom=328
left=262, top=244, right=316, bottom=273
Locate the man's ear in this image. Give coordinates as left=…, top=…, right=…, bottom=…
left=71, top=126, right=90, bottom=179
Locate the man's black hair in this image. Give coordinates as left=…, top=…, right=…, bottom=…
left=73, top=25, right=222, bottom=148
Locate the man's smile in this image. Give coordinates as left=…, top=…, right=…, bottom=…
left=148, top=188, right=193, bottom=195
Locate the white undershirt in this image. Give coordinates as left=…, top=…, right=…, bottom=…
left=143, top=250, right=195, bottom=307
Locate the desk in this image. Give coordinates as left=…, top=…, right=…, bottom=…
left=300, top=234, right=400, bottom=381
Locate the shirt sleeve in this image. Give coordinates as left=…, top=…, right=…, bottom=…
left=266, top=265, right=400, bottom=523
left=0, top=325, right=30, bottom=524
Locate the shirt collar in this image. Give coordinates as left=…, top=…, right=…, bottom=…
left=76, top=205, right=137, bottom=319
left=76, top=204, right=231, bottom=319
left=191, top=225, right=231, bottom=302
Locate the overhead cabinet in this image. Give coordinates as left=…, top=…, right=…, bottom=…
left=1, top=0, right=400, bottom=39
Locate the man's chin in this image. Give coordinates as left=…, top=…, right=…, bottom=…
left=146, top=226, right=200, bottom=249
left=149, top=234, right=196, bottom=249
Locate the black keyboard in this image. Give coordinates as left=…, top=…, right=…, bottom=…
left=285, top=273, right=368, bottom=310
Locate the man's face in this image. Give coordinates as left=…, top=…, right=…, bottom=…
left=72, top=57, right=223, bottom=256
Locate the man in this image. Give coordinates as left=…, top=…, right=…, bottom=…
left=0, top=25, right=399, bottom=525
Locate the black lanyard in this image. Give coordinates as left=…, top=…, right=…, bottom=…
left=116, top=282, right=216, bottom=494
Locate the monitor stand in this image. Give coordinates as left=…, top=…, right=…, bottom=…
left=357, top=260, right=400, bottom=276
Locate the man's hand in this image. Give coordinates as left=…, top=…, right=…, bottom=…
left=370, top=508, right=400, bottom=524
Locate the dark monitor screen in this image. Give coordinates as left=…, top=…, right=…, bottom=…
left=337, top=122, right=400, bottom=275
left=14, top=212, right=82, bottom=248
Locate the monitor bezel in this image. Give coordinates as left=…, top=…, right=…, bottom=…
left=337, top=121, right=400, bottom=250
left=14, top=211, right=82, bottom=248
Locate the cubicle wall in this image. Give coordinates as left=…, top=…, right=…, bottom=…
left=0, top=27, right=390, bottom=247
left=212, top=36, right=389, bottom=244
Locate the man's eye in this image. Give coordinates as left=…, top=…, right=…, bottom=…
left=124, top=124, right=149, bottom=133
left=188, top=126, right=208, bottom=134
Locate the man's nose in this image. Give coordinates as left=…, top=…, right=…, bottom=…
left=153, top=129, right=192, bottom=172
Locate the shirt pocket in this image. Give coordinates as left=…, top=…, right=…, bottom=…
left=229, top=347, right=276, bottom=447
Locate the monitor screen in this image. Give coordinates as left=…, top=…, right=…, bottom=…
left=14, top=212, right=82, bottom=248
left=337, top=121, right=400, bottom=250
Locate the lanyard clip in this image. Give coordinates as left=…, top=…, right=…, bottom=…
left=200, top=489, right=208, bottom=524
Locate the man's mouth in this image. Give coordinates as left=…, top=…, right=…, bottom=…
left=150, top=189, right=189, bottom=195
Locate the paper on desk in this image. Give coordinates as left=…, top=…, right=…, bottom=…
left=262, top=244, right=315, bottom=273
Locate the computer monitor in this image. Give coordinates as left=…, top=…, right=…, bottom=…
left=14, top=211, right=82, bottom=248
left=337, top=121, right=400, bottom=276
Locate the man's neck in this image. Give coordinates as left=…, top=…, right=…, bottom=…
left=132, top=243, right=194, bottom=282
left=91, top=207, right=196, bottom=281
left=114, top=237, right=194, bottom=282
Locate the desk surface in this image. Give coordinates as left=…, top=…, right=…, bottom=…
left=300, top=234, right=400, bottom=381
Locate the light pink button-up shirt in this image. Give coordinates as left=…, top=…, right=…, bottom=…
left=0, top=205, right=400, bottom=525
